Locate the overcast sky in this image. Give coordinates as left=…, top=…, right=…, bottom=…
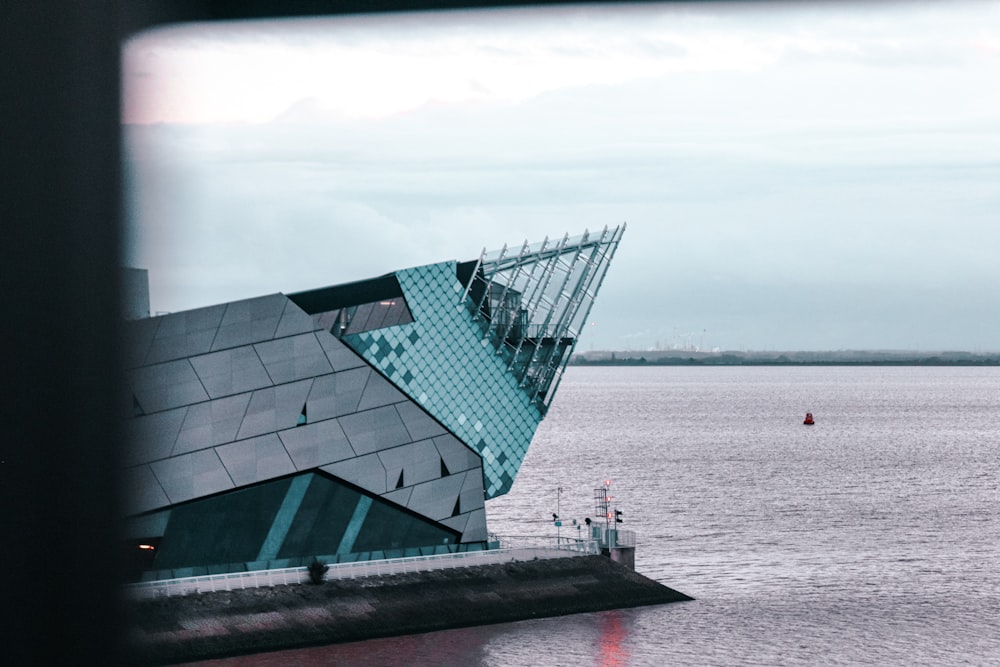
left=122, top=1, right=1000, bottom=352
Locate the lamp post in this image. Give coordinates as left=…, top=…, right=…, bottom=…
left=556, top=486, right=562, bottom=543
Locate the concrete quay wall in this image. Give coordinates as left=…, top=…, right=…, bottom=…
left=125, top=555, right=691, bottom=664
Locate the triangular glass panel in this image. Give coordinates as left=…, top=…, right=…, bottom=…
left=451, top=496, right=461, bottom=517
left=132, top=393, right=144, bottom=417
left=440, top=457, right=450, bottom=478
left=297, top=403, right=307, bottom=426
left=395, top=470, right=405, bottom=489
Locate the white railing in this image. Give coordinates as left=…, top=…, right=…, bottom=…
left=125, top=539, right=599, bottom=600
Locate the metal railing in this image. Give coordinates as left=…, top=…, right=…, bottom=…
left=125, top=538, right=600, bottom=600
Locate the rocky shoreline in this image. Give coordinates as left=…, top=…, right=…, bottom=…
left=125, top=555, right=691, bottom=664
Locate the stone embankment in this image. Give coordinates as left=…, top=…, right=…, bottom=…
left=125, top=555, right=691, bottom=664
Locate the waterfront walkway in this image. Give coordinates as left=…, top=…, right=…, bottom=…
left=125, top=536, right=610, bottom=600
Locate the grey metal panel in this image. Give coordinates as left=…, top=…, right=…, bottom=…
left=356, top=371, right=408, bottom=411
left=123, top=408, right=187, bottom=466
left=144, top=328, right=218, bottom=366
left=254, top=333, right=332, bottom=385
left=440, top=512, right=470, bottom=537
left=433, top=434, right=482, bottom=475
left=394, top=401, right=448, bottom=441
left=314, top=331, right=367, bottom=371
left=150, top=449, right=235, bottom=504
left=306, top=367, right=368, bottom=421
left=277, top=419, right=355, bottom=470
left=339, top=405, right=413, bottom=456
left=128, top=359, right=210, bottom=413
left=190, top=346, right=273, bottom=398
left=143, top=304, right=227, bottom=365
left=321, top=454, right=387, bottom=495
left=215, top=433, right=295, bottom=487
left=211, top=294, right=285, bottom=351
left=377, top=439, right=441, bottom=490
left=273, top=299, right=319, bottom=338
left=235, top=379, right=313, bottom=440
left=313, top=309, right=341, bottom=334
left=459, top=507, right=488, bottom=542
left=123, top=465, right=170, bottom=515
left=153, top=303, right=226, bottom=338
left=459, top=468, right=486, bottom=513
left=172, top=393, right=252, bottom=456
left=124, top=314, right=160, bottom=369
left=405, top=474, right=466, bottom=521
left=380, top=486, right=413, bottom=508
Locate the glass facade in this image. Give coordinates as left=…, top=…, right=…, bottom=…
left=127, top=472, right=464, bottom=581
left=344, top=262, right=543, bottom=498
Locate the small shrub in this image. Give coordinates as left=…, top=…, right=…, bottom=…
left=307, top=557, right=329, bottom=585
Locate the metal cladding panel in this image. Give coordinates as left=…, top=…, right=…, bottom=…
left=304, top=369, right=367, bottom=421
left=128, top=359, right=210, bottom=414
left=215, top=433, right=296, bottom=486
left=458, top=508, right=488, bottom=542
left=144, top=328, right=217, bottom=367
left=210, top=295, right=285, bottom=351
left=190, top=346, right=273, bottom=398
left=123, top=408, right=186, bottom=466
left=338, top=405, right=412, bottom=456
left=150, top=449, right=235, bottom=505
left=172, top=393, right=252, bottom=456
left=459, top=469, right=486, bottom=513
left=254, top=333, right=333, bottom=385
left=321, top=454, right=387, bottom=495
left=343, top=261, right=544, bottom=498
left=314, top=331, right=367, bottom=371
left=277, top=419, right=355, bottom=470
left=273, top=299, right=319, bottom=338
left=377, top=439, right=442, bottom=490
left=395, top=401, right=448, bottom=441
left=143, top=304, right=227, bottom=365
left=356, top=371, right=408, bottom=411
left=439, top=512, right=470, bottom=537
left=380, top=486, right=413, bottom=507
left=405, top=473, right=466, bottom=521
left=235, top=379, right=313, bottom=440
left=123, top=465, right=170, bottom=515
left=432, top=434, right=481, bottom=475
left=124, top=315, right=160, bottom=369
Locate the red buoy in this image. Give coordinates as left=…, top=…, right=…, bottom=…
left=803, top=412, right=814, bottom=425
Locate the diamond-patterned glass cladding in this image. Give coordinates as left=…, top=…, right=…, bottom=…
left=344, top=262, right=543, bottom=498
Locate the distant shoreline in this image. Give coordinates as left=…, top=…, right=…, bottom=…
left=571, top=351, right=1000, bottom=367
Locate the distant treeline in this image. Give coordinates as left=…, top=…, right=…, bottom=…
left=571, top=352, right=1000, bottom=366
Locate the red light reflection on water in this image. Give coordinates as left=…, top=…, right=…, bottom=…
left=598, top=610, right=630, bottom=667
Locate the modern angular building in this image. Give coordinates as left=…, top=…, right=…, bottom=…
left=122, top=226, right=625, bottom=581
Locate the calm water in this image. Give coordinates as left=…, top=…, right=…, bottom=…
left=199, top=366, right=1000, bottom=666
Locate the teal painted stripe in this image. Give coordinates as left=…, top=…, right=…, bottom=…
left=336, top=495, right=373, bottom=555
left=256, top=475, right=313, bottom=561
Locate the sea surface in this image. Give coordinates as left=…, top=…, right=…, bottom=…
left=198, top=366, right=1000, bottom=666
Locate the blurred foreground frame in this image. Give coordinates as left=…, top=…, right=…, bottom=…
left=0, top=0, right=681, bottom=663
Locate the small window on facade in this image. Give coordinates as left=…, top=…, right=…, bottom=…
left=297, top=403, right=307, bottom=426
